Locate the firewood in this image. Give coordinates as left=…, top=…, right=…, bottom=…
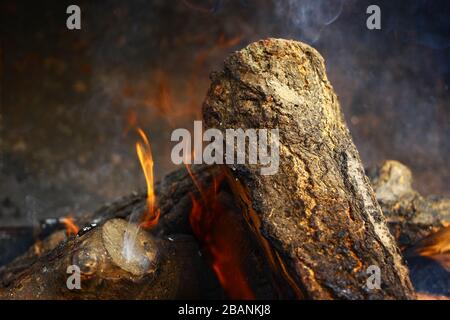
left=367, top=160, right=449, bottom=297
left=202, top=38, right=415, bottom=299
left=0, top=165, right=277, bottom=299
left=0, top=166, right=206, bottom=283
left=368, top=160, right=449, bottom=248
left=0, top=166, right=224, bottom=299
left=0, top=218, right=216, bottom=299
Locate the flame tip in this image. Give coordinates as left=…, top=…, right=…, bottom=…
left=135, top=128, right=159, bottom=229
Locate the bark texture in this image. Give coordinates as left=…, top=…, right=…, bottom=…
left=0, top=165, right=274, bottom=299
left=203, top=38, right=415, bottom=299
left=0, top=166, right=216, bottom=284
left=0, top=218, right=215, bottom=299
left=0, top=166, right=224, bottom=299
left=368, top=160, right=450, bottom=248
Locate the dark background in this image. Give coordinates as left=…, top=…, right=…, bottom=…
left=1, top=0, right=449, bottom=225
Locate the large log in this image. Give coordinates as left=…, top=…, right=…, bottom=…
left=202, top=38, right=415, bottom=299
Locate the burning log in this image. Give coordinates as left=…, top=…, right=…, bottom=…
left=0, top=166, right=215, bottom=276
left=0, top=166, right=225, bottom=299
left=202, top=38, right=415, bottom=299
left=0, top=165, right=275, bottom=299
left=0, top=218, right=214, bottom=299
left=4, top=38, right=441, bottom=300
left=79, top=164, right=221, bottom=236
left=1, top=159, right=443, bottom=299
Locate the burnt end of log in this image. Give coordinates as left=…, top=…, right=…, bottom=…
left=0, top=219, right=218, bottom=299
left=0, top=166, right=225, bottom=299
left=0, top=165, right=277, bottom=299
left=203, top=38, right=415, bottom=299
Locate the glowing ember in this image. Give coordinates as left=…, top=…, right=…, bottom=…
left=187, top=167, right=255, bottom=299
left=59, top=216, right=79, bottom=236
left=136, top=128, right=160, bottom=229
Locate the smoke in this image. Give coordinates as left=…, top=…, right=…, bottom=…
left=272, top=0, right=450, bottom=194
left=275, top=0, right=344, bottom=43
left=122, top=208, right=151, bottom=272
left=122, top=208, right=143, bottom=264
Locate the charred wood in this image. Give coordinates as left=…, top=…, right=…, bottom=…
left=0, top=219, right=215, bottom=299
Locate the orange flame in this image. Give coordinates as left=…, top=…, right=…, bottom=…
left=187, top=167, right=255, bottom=299
left=136, top=128, right=160, bottom=229
left=414, top=226, right=450, bottom=257
left=412, top=226, right=450, bottom=269
left=60, top=216, right=79, bottom=236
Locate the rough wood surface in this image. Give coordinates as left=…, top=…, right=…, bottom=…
left=0, top=165, right=275, bottom=299
left=368, top=160, right=450, bottom=248
left=0, top=218, right=216, bottom=299
left=0, top=166, right=216, bottom=282
left=0, top=166, right=224, bottom=299
left=203, top=38, right=415, bottom=299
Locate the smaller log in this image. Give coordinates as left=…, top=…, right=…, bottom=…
left=78, top=165, right=220, bottom=235
left=368, top=160, right=450, bottom=248
left=368, top=161, right=450, bottom=298
left=0, top=165, right=218, bottom=280
left=1, top=165, right=276, bottom=299
left=0, top=219, right=216, bottom=299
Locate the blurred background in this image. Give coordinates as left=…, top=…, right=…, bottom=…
left=1, top=0, right=449, bottom=225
